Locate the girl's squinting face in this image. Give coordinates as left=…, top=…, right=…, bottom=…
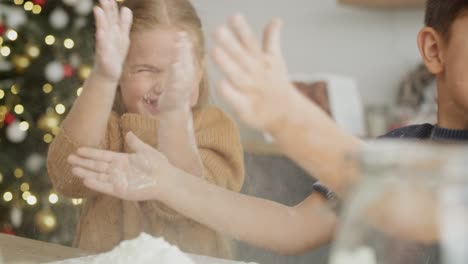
left=119, top=27, right=201, bottom=116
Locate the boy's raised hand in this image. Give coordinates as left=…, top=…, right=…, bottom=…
left=93, top=0, right=133, bottom=83
left=212, top=14, right=296, bottom=133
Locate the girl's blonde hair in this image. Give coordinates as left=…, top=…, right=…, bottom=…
left=114, top=0, right=210, bottom=113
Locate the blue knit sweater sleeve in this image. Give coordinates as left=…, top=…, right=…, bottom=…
left=378, top=123, right=434, bottom=139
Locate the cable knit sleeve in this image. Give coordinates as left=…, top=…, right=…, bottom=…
left=46, top=112, right=121, bottom=198
left=194, top=106, right=245, bottom=192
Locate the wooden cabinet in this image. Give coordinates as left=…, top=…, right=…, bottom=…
left=339, top=0, right=426, bottom=9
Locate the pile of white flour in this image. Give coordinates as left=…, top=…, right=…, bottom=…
left=50, top=233, right=259, bottom=264
left=51, top=233, right=194, bottom=264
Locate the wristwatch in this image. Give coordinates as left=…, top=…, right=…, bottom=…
left=312, top=181, right=342, bottom=214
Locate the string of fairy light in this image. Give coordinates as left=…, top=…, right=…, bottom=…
left=0, top=0, right=95, bottom=219
left=0, top=1, right=89, bottom=136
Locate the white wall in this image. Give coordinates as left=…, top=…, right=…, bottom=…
left=192, top=0, right=425, bottom=141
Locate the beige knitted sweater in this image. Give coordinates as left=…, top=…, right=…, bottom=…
left=47, top=106, right=245, bottom=259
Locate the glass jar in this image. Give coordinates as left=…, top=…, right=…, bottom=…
left=330, top=140, right=468, bottom=264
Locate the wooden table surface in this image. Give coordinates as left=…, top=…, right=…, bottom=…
left=0, top=234, right=253, bottom=264
left=0, top=234, right=86, bottom=263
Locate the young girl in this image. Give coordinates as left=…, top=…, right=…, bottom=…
left=47, top=0, right=244, bottom=258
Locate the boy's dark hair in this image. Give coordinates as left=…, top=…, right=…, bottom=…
left=425, top=0, right=468, bottom=38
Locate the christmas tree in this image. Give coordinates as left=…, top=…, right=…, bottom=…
left=0, top=0, right=99, bottom=245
